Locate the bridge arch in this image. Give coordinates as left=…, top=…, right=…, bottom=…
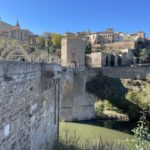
left=0, top=46, right=13, bottom=58
left=6, top=48, right=30, bottom=61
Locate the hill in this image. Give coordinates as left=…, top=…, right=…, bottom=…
left=0, top=20, right=13, bottom=30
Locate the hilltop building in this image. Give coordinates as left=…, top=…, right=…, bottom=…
left=77, top=28, right=145, bottom=51
left=78, top=28, right=145, bottom=44
left=0, top=20, right=33, bottom=42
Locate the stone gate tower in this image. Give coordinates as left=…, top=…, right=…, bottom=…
left=61, top=33, right=86, bottom=68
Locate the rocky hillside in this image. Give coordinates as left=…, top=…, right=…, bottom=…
left=0, top=20, right=13, bottom=30
left=86, top=72, right=150, bottom=121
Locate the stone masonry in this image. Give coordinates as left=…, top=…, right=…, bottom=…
left=60, top=68, right=95, bottom=121
left=61, top=33, right=86, bottom=68
left=0, top=61, right=96, bottom=150
left=101, top=66, right=150, bottom=80
left=0, top=61, right=60, bottom=150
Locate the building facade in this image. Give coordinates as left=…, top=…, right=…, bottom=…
left=61, top=33, right=86, bottom=68
left=85, top=49, right=135, bottom=68
left=0, top=20, right=33, bottom=42
left=78, top=28, right=145, bottom=45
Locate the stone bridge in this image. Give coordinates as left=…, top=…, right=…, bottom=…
left=1, top=61, right=149, bottom=150
left=0, top=61, right=95, bottom=150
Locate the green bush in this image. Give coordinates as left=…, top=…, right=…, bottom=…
left=86, top=73, right=141, bottom=120
left=94, top=101, right=104, bottom=116
left=128, top=111, right=150, bottom=150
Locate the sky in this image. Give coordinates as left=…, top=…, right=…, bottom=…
left=0, top=0, right=150, bottom=36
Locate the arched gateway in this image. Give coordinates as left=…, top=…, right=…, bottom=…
left=0, top=44, right=31, bottom=61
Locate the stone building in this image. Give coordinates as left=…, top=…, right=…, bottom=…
left=77, top=28, right=145, bottom=52
left=77, top=28, right=118, bottom=45
left=86, top=52, right=108, bottom=68
left=61, top=33, right=86, bottom=68
left=85, top=49, right=134, bottom=68
left=78, top=28, right=145, bottom=45
left=0, top=20, right=33, bottom=42
left=61, top=32, right=136, bottom=69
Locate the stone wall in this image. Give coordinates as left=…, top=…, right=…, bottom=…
left=60, top=68, right=96, bottom=121
left=96, top=40, right=136, bottom=51
left=0, top=61, right=97, bottom=150
left=86, top=52, right=107, bottom=68
left=101, top=66, right=150, bottom=79
left=72, top=69, right=95, bottom=120
left=61, top=34, right=86, bottom=68
left=0, top=61, right=60, bottom=150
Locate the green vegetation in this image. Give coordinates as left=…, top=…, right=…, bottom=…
left=139, top=48, right=149, bottom=63
left=35, top=33, right=63, bottom=57
left=126, top=82, right=150, bottom=118
left=86, top=72, right=150, bottom=121
left=53, top=122, right=132, bottom=150
left=60, top=122, right=132, bottom=141
left=94, top=100, right=128, bottom=120
left=134, top=40, right=150, bottom=63
left=51, top=34, right=62, bottom=48
left=85, top=43, right=92, bottom=54
left=36, top=36, right=46, bottom=49
left=86, top=73, right=141, bottom=120
left=54, top=113, right=150, bottom=150
left=128, top=111, right=150, bottom=150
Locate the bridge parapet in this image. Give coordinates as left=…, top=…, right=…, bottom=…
left=0, top=61, right=96, bottom=150
left=0, top=61, right=60, bottom=150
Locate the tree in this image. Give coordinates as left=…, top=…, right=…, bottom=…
left=130, top=111, right=150, bottom=150
left=51, top=34, right=63, bottom=48
left=139, top=48, right=149, bottom=63
left=36, top=36, right=45, bottom=49
left=85, top=43, right=92, bottom=54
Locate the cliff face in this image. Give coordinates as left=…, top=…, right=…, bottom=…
left=0, top=20, right=13, bottom=30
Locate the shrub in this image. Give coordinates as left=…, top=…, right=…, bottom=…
left=94, top=100, right=104, bottom=116
left=126, top=91, right=140, bottom=105
left=86, top=74, right=141, bottom=120
left=128, top=111, right=150, bottom=150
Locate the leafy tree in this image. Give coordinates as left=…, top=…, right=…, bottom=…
left=36, top=36, right=45, bottom=49
left=139, top=48, right=149, bottom=63
left=49, top=45, right=57, bottom=53
left=126, top=82, right=150, bottom=116
left=130, top=111, right=150, bottom=150
left=56, top=48, right=61, bottom=58
left=85, top=43, right=92, bottom=54
left=51, top=34, right=63, bottom=48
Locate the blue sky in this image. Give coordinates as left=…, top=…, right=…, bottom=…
left=0, top=0, right=150, bottom=36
